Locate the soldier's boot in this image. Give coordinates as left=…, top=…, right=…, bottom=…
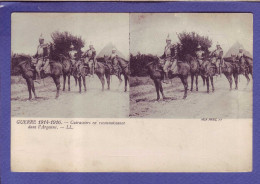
left=163, top=72, right=170, bottom=84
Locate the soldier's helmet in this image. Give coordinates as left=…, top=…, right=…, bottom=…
left=89, top=41, right=93, bottom=48
left=112, top=48, right=117, bottom=52
left=216, top=42, right=220, bottom=47
left=39, top=34, right=44, bottom=42
left=239, top=47, right=244, bottom=51
left=166, top=34, right=171, bottom=41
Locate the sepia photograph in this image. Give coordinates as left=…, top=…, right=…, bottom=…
left=130, top=13, right=253, bottom=118
left=11, top=13, right=130, bottom=118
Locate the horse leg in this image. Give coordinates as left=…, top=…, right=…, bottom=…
left=190, top=74, right=194, bottom=91
left=206, top=77, right=210, bottom=93
left=25, top=78, right=32, bottom=100
left=159, top=80, right=166, bottom=99
left=74, top=76, right=77, bottom=86
left=30, top=78, right=37, bottom=98
left=245, top=73, right=250, bottom=85
left=124, top=74, right=128, bottom=92
left=82, top=76, right=87, bottom=92
left=233, top=73, right=238, bottom=90
left=63, top=74, right=66, bottom=91
left=68, top=74, right=71, bottom=91
left=226, top=75, right=232, bottom=91
left=98, top=74, right=105, bottom=91
left=210, top=76, right=214, bottom=92
left=181, top=76, right=188, bottom=99
left=52, top=76, right=61, bottom=99
left=78, top=77, right=82, bottom=93
left=154, top=80, right=160, bottom=101
left=118, top=74, right=123, bottom=87
left=201, top=75, right=205, bottom=86
left=195, top=74, right=199, bottom=91
left=105, top=72, right=111, bottom=90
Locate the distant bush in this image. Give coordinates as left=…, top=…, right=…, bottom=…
left=50, top=31, right=85, bottom=60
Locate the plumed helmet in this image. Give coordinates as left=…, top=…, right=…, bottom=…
left=216, top=42, right=220, bottom=46
left=166, top=33, right=171, bottom=41
left=39, top=34, right=44, bottom=41
left=239, top=47, right=243, bottom=50
left=112, top=48, right=117, bottom=51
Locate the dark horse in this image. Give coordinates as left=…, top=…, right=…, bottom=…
left=239, top=56, right=253, bottom=84
left=146, top=57, right=190, bottom=100
left=12, top=54, right=63, bottom=100
left=200, top=58, right=217, bottom=93
left=59, top=54, right=77, bottom=91
left=109, top=56, right=130, bottom=92
left=185, top=54, right=205, bottom=91
left=222, top=56, right=240, bottom=90
left=87, top=59, right=111, bottom=91
left=72, top=60, right=90, bottom=93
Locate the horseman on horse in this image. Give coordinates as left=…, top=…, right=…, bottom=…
left=196, top=44, right=204, bottom=70
left=211, top=42, right=223, bottom=75
left=33, top=34, right=50, bottom=83
left=105, top=48, right=121, bottom=77
left=69, top=43, right=79, bottom=71
left=82, top=42, right=96, bottom=76
left=160, top=34, right=178, bottom=84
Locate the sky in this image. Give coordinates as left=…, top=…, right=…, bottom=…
left=12, top=13, right=129, bottom=58
left=130, top=13, right=253, bottom=56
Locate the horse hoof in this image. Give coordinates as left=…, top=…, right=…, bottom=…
left=183, top=96, right=187, bottom=99
left=157, top=98, right=160, bottom=101
left=190, top=89, right=193, bottom=91
left=196, top=88, right=198, bottom=91
left=63, top=89, right=65, bottom=91
left=68, top=89, right=70, bottom=91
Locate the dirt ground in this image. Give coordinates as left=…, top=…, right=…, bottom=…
left=130, top=75, right=252, bottom=119
left=11, top=75, right=129, bottom=118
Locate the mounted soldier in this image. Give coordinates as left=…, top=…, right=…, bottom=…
left=236, top=47, right=244, bottom=60
left=82, top=42, right=96, bottom=76
left=108, top=48, right=121, bottom=77
left=195, top=45, right=204, bottom=70
left=69, top=43, right=77, bottom=66
left=211, top=42, right=223, bottom=75
left=160, top=34, right=178, bottom=84
left=33, top=34, right=50, bottom=83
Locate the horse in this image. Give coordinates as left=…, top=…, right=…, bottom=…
left=87, top=58, right=111, bottom=91
left=145, top=56, right=190, bottom=100
left=199, top=58, right=217, bottom=93
left=185, top=54, right=205, bottom=91
left=58, top=54, right=75, bottom=91
left=239, top=56, right=253, bottom=84
left=72, top=59, right=90, bottom=93
left=108, top=56, right=130, bottom=92
left=221, top=56, right=239, bottom=90
left=11, top=54, right=63, bottom=100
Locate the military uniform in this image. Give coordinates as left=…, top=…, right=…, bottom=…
left=211, top=44, right=223, bottom=74
left=35, top=34, right=49, bottom=82
left=196, top=46, right=204, bottom=66
left=108, top=49, right=120, bottom=76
